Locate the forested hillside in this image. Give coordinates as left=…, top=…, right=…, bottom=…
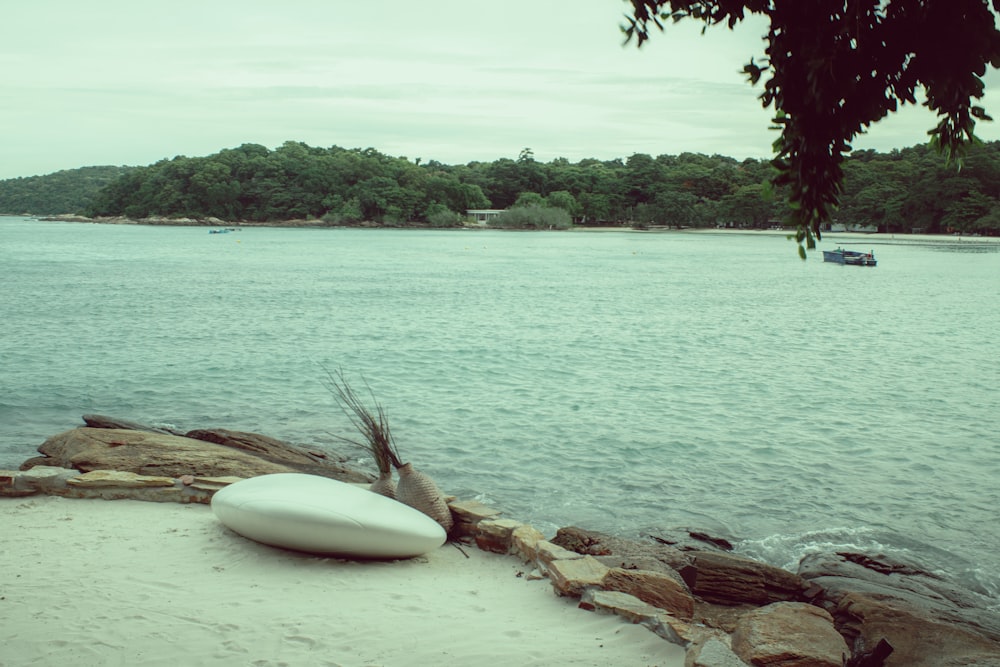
left=5, top=141, right=1000, bottom=234
left=0, top=166, right=135, bottom=215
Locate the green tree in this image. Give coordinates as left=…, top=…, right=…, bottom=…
left=578, top=192, right=614, bottom=224
left=0, top=165, right=135, bottom=215
left=654, top=189, right=698, bottom=228
left=941, top=188, right=994, bottom=232
left=546, top=190, right=580, bottom=218
left=624, top=0, right=1000, bottom=257
left=514, top=191, right=546, bottom=208
left=424, top=203, right=463, bottom=227
left=624, top=153, right=661, bottom=206
left=491, top=204, right=572, bottom=229
left=720, top=183, right=777, bottom=228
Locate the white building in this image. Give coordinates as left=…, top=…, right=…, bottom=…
left=466, top=209, right=505, bottom=226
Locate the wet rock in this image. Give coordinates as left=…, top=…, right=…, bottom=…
left=834, top=591, right=1000, bottom=667
left=646, top=527, right=737, bottom=552
left=799, top=551, right=1000, bottom=641
left=801, top=552, right=1000, bottom=666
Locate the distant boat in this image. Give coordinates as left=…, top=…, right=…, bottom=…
left=209, top=228, right=239, bottom=234
left=822, top=248, right=877, bottom=266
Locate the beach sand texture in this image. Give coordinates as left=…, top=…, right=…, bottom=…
left=2, top=496, right=685, bottom=666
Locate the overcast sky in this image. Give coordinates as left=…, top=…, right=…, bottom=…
left=4, top=0, right=999, bottom=180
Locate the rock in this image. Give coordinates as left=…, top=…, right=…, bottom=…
left=184, top=428, right=353, bottom=467
left=474, top=519, right=522, bottom=554
left=3, top=466, right=203, bottom=502
left=547, top=556, right=609, bottom=597
left=602, top=567, right=695, bottom=620
left=13, top=465, right=80, bottom=494
left=1, top=469, right=35, bottom=497
left=510, top=524, right=546, bottom=564
left=834, top=591, right=1000, bottom=667
left=535, top=540, right=584, bottom=570
left=730, top=602, right=850, bottom=667
left=82, top=414, right=183, bottom=435
left=66, top=470, right=175, bottom=488
left=580, top=589, right=715, bottom=648
left=185, top=476, right=243, bottom=492
left=685, top=637, right=750, bottom=667
left=690, top=550, right=809, bottom=606
left=552, top=526, right=692, bottom=572
left=22, top=427, right=371, bottom=482
left=646, top=527, right=738, bottom=553
left=448, top=499, right=503, bottom=539
left=579, top=588, right=664, bottom=624
left=799, top=551, right=1000, bottom=643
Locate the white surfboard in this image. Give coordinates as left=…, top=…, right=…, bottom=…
left=211, top=473, right=447, bottom=559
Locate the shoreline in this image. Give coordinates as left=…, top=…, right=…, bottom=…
left=6, top=461, right=1000, bottom=667
left=6, top=418, right=1000, bottom=666
left=12, top=213, right=1000, bottom=246
left=2, top=494, right=684, bottom=667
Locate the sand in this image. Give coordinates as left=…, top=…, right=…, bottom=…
left=1, top=496, right=685, bottom=667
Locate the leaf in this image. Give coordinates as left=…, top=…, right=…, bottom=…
left=743, top=59, right=763, bottom=85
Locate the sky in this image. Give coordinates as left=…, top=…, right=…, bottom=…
left=4, top=0, right=1000, bottom=180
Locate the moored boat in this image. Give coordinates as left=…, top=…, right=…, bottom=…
left=822, top=248, right=877, bottom=266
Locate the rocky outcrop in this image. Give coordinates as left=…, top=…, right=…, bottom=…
left=183, top=427, right=342, bottom=466
left=730, top=602, right=849, bottom=667
left=603, top=567, right=695, bottom=620
left=800, top=551, right=1000, bottom=667
left=1, top=465, right=236, bottom=503
left=81, top=414, right=184, bottom=435
left=21, top=426, right=372, bottom=483
left=685, top=637, right=748, bottom=667
left=552, top=526, right=809, bottom=607
left=689, top=550, right=810, bottom=606
left=552, top=526, right=692, bottom=575
left=7, top=418, right=1000, bottom=667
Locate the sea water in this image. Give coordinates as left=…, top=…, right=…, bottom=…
left=2, top=217, right=998, bottom=605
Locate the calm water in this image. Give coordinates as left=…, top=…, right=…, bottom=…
left=2, top=217, right=998, bottom=604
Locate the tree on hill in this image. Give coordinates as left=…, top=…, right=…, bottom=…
left=0, top=166, right=135, bottom=215
left=623, top=0, right=1000, bottom=256
left=8, top=138, right=1000, bottom=235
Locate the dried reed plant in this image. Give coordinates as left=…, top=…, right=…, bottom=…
left=323, top=367, right=453, bottom=533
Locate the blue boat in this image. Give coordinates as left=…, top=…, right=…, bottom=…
left=822, top=248, right=877, bottom=266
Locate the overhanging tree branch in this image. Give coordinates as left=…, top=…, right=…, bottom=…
left=623, top=0, right=1000, bottom=257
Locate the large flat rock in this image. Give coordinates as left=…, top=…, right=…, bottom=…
left=21, top=427, right=371, bottom=482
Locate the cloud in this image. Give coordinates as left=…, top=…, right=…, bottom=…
left=2, top=1, right=997, bottom=179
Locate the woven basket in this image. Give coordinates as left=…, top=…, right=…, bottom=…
left=395, top=462, right=453, bottom=533
left=369, top=470, right=397, bottom=500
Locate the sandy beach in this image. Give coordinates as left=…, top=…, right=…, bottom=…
left=1, top=496, right=685, bottom=667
